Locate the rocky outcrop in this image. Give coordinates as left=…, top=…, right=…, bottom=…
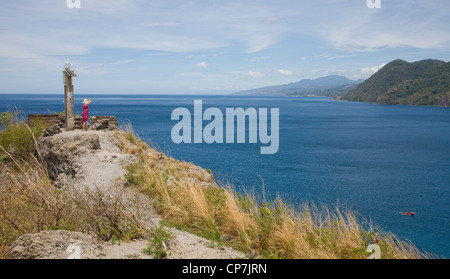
left=434, top=94, right=450, bottom=107
left=28, top=114, right=64, bottom=137
left=37, top=132, right=101, bottom=187
left=28, top=114, right=64, bottom=128
left=36, top=129, right=136, bottom=190
left=28, top=114, right=118, bottom=137
left=13, top=127, right=245, bottom=260
left=89, top=115, right=118, bottom=130
left=9, top=230, right=104, bottom=259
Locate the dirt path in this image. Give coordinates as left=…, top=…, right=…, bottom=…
left=39, top=129, right=245, bottom=259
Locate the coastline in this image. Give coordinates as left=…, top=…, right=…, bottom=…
left=0, top=114, right=431, bottom=259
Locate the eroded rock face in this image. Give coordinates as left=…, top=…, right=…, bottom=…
left=37, top=132, right=101, bottom=187
left=36, top=130, right=136, bottom=190
left=9, top=230, right=104, bottom=259
left=89, top=115, right=118, bottom=130
left=28, top=114, right=118, bottom=138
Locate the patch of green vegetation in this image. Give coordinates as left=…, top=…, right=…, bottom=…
left=342, top=59, right=450, bottom=107
left=124, top=162, right=144, bottom=186
left=142, top=224, right=174, bottom=259
left=125, top=132, right=136, bottom=144
left=0, top=109, right=47, bottom=158
left=0, top=110, right=20, bottom=128
left=163, top=219, right=225, bottom=248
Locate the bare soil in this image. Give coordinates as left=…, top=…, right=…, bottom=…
left=36, top=129, right=245, bottom=259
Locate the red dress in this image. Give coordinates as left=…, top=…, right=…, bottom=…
left=82, top=104, right=89, bottom=122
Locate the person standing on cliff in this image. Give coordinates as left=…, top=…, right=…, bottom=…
left=82, top=99, right=92, bottom=131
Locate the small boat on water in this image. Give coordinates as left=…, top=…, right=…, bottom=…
left=402, top=212, right=415, bottom=216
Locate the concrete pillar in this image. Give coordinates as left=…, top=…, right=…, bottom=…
left=64, top=84, right=74, bottom=130
left=63, top=61, right=77, bottom=131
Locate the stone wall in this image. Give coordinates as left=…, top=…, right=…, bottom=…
left=27, top=114, right=64, bottom=128
left=89, top=115, right=118, bottom=130
left=27, top=114, right=118, bottom=136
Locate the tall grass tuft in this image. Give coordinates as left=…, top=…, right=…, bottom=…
left=116, top=128, right=428, bottom=259
left=0, top=108, right=47, bottom=159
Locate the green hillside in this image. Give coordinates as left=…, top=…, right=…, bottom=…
left=341, top=59, right=450, bottom=106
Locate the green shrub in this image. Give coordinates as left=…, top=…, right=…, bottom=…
left=125, top=132, right=136, bottom=144
left=142, top=224, right=174, bottom=258
left=0, top=110, right=46, bottom=158
left=124, top=163, right=144, bottom=186
left=0, top=110, right=19, bottom=129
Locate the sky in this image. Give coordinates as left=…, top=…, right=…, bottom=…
left=0, top=0, right=449, bottom=94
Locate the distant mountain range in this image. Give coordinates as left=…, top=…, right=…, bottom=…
left=341, top=59, right=450, bottom=107
left=233, top=75, right=364, bottom=97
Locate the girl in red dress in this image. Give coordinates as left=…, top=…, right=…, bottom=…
left=82, top=99, right=92, bottom=131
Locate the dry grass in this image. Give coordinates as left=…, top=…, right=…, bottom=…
left=0, top=117, right=428, bottom=259
left=0, top=122, right=151, bottom=259
left=116, top=128, right=429, bottom=259
left=0, top=153, right=152, bottom=258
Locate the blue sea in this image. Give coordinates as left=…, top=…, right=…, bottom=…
left=1, top=94, right=450, bottom=258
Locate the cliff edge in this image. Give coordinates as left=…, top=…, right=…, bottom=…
left=2, top=114, right=426, bottom=259
left=9, top=127, right=244, bottom=259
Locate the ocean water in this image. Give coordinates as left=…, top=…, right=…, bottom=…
left=1, top=93, right=450, bottom=258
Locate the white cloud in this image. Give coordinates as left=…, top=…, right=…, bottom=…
left=196, top=62, right=209, bottom=68
left=359, top=62, right=387, bottom=76
left=111, top=59, right=135, bottom=66
left=319, top=1, right=450, bottom=51
left=278, top=69, right=293, bottom=76
left=1, top=1, right=450, bottom=94
left=186, top=54, right=217, bottom=59
left=0, top=1, right=227, bottom=59
left=245, top=34, right=278, bottom=54
left=176, top=72, right=223, bottom=78
left=264, top=16, right=281, bottom=22
left=140, top=22, right=178, bottom=28
left=244, top=71, right=264, bottom=78
left=176, top=72, right=203, bottom=77
left=294, top=61, right=388, bottom=81
left=340, top=62, right=388, bottom=80
left=1, top=0, right=450, bottom=60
